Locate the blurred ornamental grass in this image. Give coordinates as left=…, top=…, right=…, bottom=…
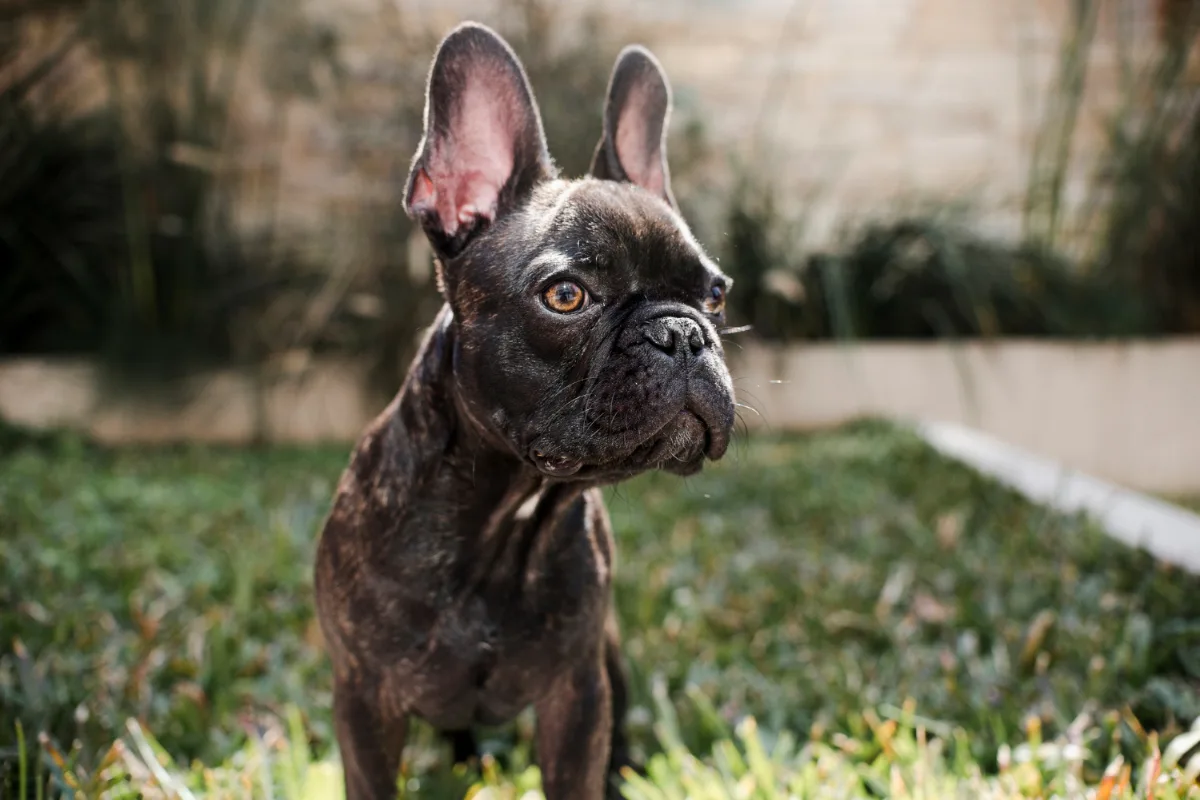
left=5, top=0, right=1198, bottom=378
left=0, top=0, right=710, bottom=395
left=718, top=0, right=1200, bottom=345
left=0, top=0, right=352, bottom=380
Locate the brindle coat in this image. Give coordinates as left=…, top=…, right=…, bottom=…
left=314, top=23, right=735, bottom=800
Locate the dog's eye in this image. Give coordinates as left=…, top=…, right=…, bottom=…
left=703, top=285, right=726, bottom=315
left=542, top=281, right=587, bottom=314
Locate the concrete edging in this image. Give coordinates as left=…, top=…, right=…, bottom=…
left=731, top=338, right=1200, bottom=494
left=0, top=358, right=379, bottom=445
left=916, top=421, right=1200, bottom=574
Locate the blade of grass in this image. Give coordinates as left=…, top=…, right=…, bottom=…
left=16, top=721, right=27, bottom=800
left=125, top=719, right=198, bottom=800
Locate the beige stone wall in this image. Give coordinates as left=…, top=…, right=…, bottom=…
left=9, top=1, right=1166, bottom=251
left=602, top=0, right=1158, bottom=246
left=271, top=0, right=1162, bottom=249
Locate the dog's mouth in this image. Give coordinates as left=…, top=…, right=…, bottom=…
left=529, top=405, right=725, bottom=480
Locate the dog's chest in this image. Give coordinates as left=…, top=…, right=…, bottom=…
left=400, top=488, right=613, bottom=727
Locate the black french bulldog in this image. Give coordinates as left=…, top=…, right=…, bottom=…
left=314, top=21, right=735, bottom=800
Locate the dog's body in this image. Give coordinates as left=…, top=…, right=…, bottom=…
left=314, top=23, right=735, bottom=800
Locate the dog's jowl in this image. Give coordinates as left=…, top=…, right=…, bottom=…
left=314, top=21, right=735, bottom=800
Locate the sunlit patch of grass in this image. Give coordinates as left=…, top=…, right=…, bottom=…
left=18, top=700, right=1200, bottom=799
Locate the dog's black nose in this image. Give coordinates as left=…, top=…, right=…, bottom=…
left=643, top=316, right=706, bottom=358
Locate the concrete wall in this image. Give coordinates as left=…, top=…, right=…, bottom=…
left=0, top=359, right=376, bottom=445
left=734, top=339, right=1200, bottom=493
left=273, top=0, right=1172, bottom=247
left=598, top=0, right=1162, bottom=246
left=4, top=339, right=1199, bottom=493
left=13, top=0, right=1170, bottom=250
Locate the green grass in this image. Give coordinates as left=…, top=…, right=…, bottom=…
left=2, top=420, right=1199, bottom=797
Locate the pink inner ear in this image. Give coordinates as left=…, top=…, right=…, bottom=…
left=615, top=83, right=665, bottom=199
left=412, top=77, right=519, bottom=237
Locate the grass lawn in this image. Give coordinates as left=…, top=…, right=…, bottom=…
left=2, top=420, right=1199, bottom=798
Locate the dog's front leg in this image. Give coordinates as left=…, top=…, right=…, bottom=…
left=535, top=652, right=613, bottom=800
left=333, top=674, right=408, bottom=800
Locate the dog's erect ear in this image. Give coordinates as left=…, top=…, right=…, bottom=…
left=405, top=23, right=555, bottom=257
left=589, top=45, right=676, bottom=209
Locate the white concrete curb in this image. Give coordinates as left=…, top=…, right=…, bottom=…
left=915, top=421, right=1200, bottom=574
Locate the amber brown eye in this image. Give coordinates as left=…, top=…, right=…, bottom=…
left=542, top=281, right=586, bottom=314
left=703, top=284, right=726, bottom=315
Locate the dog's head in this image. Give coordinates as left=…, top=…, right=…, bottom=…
left=405, top=22, right=735, bottom=481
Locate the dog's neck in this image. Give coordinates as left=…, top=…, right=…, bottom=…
left=381, top=303, right=585, bottom=546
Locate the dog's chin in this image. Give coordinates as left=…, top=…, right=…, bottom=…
left=632, top=410, right=710, bottom=476
left=529, top=410, right=714, bottom=482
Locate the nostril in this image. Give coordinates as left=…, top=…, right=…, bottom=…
left=677, top=318, right=707, bottom=356
left=644, top=317, right=707, bottom=358
left=643, top=321, right=677, bottom=354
